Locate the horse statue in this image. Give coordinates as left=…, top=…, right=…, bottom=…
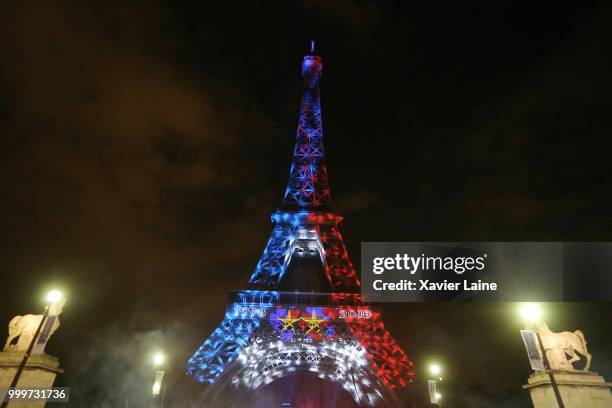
left=3, top=298, right=66, bottom=353
left=525, top=319, right=592, bottom=371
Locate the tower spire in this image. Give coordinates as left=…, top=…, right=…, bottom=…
left=282, top=45, right=331, bottom=210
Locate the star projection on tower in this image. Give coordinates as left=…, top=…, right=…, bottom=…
left=189, top=298, right=414, bottom=404
left=187, top=45, right=415, bottom=406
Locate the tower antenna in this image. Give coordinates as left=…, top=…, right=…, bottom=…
left=310, top=40, right=315, bottom=54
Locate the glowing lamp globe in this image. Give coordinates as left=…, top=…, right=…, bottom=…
left=430, top=363, right=441, bottom=376
left=153, top=352, right=165, bottom=366
left=46, top=290, right=64, bottom=304
left=520, top=303, right=542, bottom=322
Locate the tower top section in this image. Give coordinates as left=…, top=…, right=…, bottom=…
left=282, top=43, right=331, bottom=210
left=249, top=45, right=360, bottom=292
left=302, top=42, right=322, bottom=89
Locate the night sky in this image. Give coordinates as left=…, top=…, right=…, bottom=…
left=1, top=1, right=611, bottom=407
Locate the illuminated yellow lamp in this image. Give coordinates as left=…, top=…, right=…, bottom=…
left=519, top=303, right=542, bottom=322
left=46, top=290, right=64, bottom=304
left=153, top=351, right=165, bottom=367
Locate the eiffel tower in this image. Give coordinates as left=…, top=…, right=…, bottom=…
left=188, top=43, right=415, bottom=407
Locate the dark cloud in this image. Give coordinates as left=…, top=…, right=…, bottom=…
left=0, top=0, right=272, bottom=288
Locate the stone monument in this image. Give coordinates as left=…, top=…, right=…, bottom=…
left=0, top=299, right=65, bottom=407
left=523, top=319, right=612, bottom=408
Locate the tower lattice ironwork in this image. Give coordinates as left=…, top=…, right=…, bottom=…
left=188, top=44, right=415, bottom=407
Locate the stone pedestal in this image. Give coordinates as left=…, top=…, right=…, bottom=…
left=0, top=351, right=63, bottom=408
left=523, top=370, right=612, bottom=408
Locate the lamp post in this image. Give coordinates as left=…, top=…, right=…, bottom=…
left=145, top=352, right=166, bottom=408
left=520, top=303, right=565, bottom=408
left=428, top=363, right=443, bottom=406
left=0, top=290, right=64, bottom=408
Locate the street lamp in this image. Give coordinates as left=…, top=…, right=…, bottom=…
left=518, top=303, right=565, bottom=408
left=0, top=290, right=65, bottom=408
left=520, top=303, right=542, bottom=322
left=429, top=363, right=442, bottom=378
left=145, top=351, right=167, bottom=408
left=427, top=363, right=443, bottom=406
left=153, top=352, right=165, bottom=367
left=46, top=290, right=63, bottom=304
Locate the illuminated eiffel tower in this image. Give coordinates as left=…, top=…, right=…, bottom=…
left=188, top=43, right=415, bottom=407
